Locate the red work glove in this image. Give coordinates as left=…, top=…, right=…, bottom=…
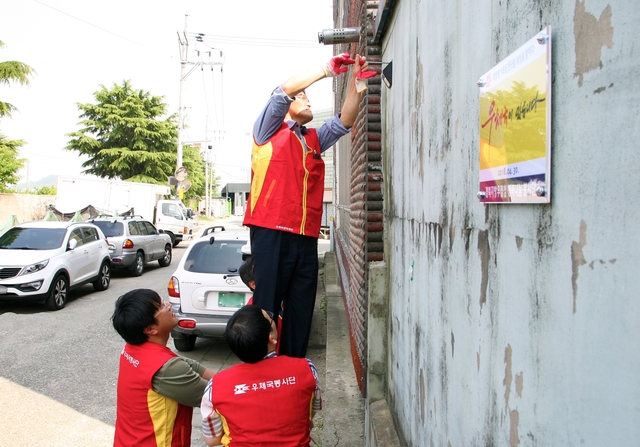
left=322, top=52, right=355, bottom=77
left=354, top=57, right=377, bottom=92
left=357, top=70, right=377, bottom=79
left=356, top=57, right=377, bottom=79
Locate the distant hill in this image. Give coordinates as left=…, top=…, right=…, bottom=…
left=16, top=175, right=58, bottom=191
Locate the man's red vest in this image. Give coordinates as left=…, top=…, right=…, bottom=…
left=211, top=355, right=317, bottom=446
left=114, top=342, right=193, bottom=447
left=243, top=123, right=325, bottom=237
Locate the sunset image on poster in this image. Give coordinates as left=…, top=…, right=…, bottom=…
left=478, top=27, right=552, bottom=203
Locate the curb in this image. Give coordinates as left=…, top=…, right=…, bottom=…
left=322, top=252, right=365, bottom=446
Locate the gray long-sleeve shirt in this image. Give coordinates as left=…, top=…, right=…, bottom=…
left=252, top=86, right=350, bottom=151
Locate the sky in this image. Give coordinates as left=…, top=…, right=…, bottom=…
left=0, top=0, right=335, bottom=187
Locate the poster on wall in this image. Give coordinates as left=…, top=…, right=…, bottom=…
left=478, top=26, right=552, bottom=204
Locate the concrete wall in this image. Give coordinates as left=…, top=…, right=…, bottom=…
left=0, top=193, right=55, bottom=224
left=379, top=0, right=640, bottom=445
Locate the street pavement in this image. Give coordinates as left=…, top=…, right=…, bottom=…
left=0, top=216, right=366, bottom=447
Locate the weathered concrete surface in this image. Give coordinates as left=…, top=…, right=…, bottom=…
left=323, top=251, right=365, bottom=447
left=373, top=0, right=640, bottom=446
left=368, top=398, right=402, bottom=447
left=0, top=193, right=54, bottom=223
left=0, top=377, right=114, bottom=447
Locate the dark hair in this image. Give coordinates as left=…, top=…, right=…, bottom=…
left=239, top=256, right=255, bottom=291
left=225, top=305, right=271, bottom=363
left=112, top=289, right=162, bottom=345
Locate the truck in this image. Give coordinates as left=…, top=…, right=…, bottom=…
left=55, top=176, right=195, bottom=246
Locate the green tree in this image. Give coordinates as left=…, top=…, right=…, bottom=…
left=0, top=134, right=25, bottom=191
left=0, top=39, right=34, bottom=191
left=34, top=185, right=56, bottom=195
left=209, top=167, right=221, bottom=197
left=178, top=145, right=221, bottom=201
left=181, top=145, right=205, bottom=199
left=0, top=39, right=35, bottom=118
left=65, top=80, right=179, bottom=183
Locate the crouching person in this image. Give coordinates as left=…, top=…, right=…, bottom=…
left=111, top=289, right=214, bottom=447
left=201, top=305, right=322, bottom=446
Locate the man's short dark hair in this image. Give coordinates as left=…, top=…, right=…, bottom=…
left=225, top=305, right=271, bottom=363
left=112, top=289, right=162, bottom=345
left=239, top=256, right=255, bottom=291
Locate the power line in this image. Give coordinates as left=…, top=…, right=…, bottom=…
left=32, top=0, right=172, bottom=57
left=199, top=67, right=211, bottom=131
left=188, top=32, right=320, bottom=48
left=213, top=166, right=249, bottom=182
left=31, top=1, right=325, bottom=54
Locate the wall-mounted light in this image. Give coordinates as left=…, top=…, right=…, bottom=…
left=369, top=60, right=393, bottom=88
left=382, top=61, right=393, bottom=88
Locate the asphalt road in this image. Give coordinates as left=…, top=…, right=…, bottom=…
left=0, top=216, right=245, bottom=446
left=0, top=215, right=329, bottom=446
left=0, top=231, right=200, bottom=411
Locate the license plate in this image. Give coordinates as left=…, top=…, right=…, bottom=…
left=218, top=292, right=244, bottom=308
left=0, top=285, right=6, bottom=294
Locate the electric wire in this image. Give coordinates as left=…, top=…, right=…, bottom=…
left=197, top=40, right=226, bottom=132
left=199, top=60, right=211, bottom=136
left=34, top=1, right=323, bottom=54
left=32, top=0, right=272, bottom=186
left=188, top=32, right=320, bottom=49
left=32, top=0, right=168, bottom=56
left=214, top=55, right=225, bottom=131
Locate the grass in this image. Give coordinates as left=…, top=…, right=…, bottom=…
left=310, top=416, right=324, bottom=446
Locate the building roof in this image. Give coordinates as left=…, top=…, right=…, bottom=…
left=221, top=183, right=251, bottom=194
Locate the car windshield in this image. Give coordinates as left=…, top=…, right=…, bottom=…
left=185, top=240, right=245, bottom=274
left=93, top=221, right=124, bottom=237
left=0, top=227, right=66, bottom=250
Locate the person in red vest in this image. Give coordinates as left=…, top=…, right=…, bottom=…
left=240, top=253, right=284, bottom=353
left=200, top=305, right=322, bottom=446
left=112, top=289, right=214, bottom=447
left=243, top=53, right=375, bottom=359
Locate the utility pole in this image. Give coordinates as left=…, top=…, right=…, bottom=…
left=204, top=118, right=210, bottom=217
left=176, top=15, right=189, bottom=169
left=176, top=17, right=224, bottom=170
left=25, top=159, right=29, bottom=191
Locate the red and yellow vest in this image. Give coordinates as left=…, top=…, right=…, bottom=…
left=114, top=342, right=193, bottom=447
left=211, top=355, right=317, bottom=446
left=243, top=123, right=325, bottom=237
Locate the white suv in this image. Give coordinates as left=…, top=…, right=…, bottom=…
left=167, top=226, right=251, bottom=351
left=0, top=221, right=112, bottom=310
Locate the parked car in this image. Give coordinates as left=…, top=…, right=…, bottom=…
left=0, top=221, right=111, bottom=310
left=91, top=216, right=172, bottom=277
left=167, top=225, right=251, bottom=351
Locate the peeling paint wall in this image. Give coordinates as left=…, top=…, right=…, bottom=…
left=381, top=0, right=640, bottom=445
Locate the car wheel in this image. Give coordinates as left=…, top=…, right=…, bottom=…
left=158, top=245, right=172, bottom=267
left=173, top=334, right=197, bottom=352
left=93, top=261, right=111, bottom=291
left=130, top=252, right=144, bottom=277
left=45, top=274, right=68, bottom=310
left=172, top=239, right=181, bottom=248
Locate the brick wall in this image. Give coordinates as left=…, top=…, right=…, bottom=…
left=333, top=0, right=383, bottom=394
